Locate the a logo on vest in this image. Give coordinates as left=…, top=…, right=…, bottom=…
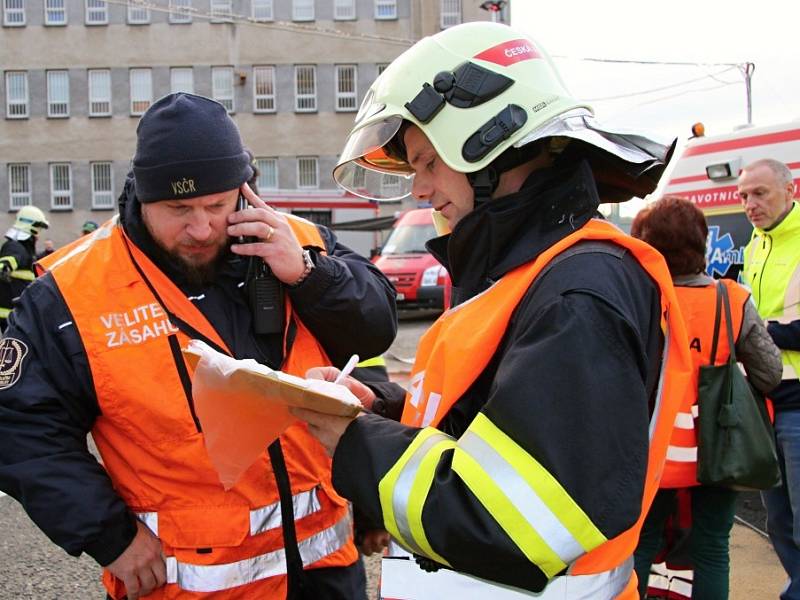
left=706, top=225, right=744, bottom=278
left=101, top=303, right=179, bottom=348
left=171, top=178, right=196, bottom=196
left=0, top=337, right=28, bottom=389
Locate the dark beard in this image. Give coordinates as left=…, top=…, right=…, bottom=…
left=148, top=237, right=232, bottom=287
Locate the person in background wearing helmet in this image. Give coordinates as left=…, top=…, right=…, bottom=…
left=0, top=205, right=49, bottom=331
left=0, top=93, right=397, bottom=599
left=291, top=22, right=692, bottom=599
left=81, top=220, right=99, bottom=237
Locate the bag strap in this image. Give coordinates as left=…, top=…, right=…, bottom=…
left=719, top=280, right=738, bottom=364
left=709, top=281, right=724, bottom=366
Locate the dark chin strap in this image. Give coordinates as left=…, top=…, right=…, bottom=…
left=467, top=141, right=544, bottom=206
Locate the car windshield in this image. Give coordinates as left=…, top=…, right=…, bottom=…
left=381, top=223, right=437, bottom=255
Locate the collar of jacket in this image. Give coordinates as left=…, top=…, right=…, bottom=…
left=757, top=201, right=800, bottom=240
left=426, top=159, right=600, bottom=304
left=117, top=175, right=246, bottom=291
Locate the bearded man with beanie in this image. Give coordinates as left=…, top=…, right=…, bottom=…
left=0, top=93, right=396, bottom=599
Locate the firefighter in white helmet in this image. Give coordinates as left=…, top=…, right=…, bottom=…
left=0, top=205, right=49, bottom=331
left=293, top=22, right=692, bottom=599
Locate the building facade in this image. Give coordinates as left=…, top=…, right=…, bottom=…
left=1, top=0, right=508, bottom=253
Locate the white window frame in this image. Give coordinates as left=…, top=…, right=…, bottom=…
left=129, top=68, right=152, bottom=115
left=335, top=64, right=357, bottom=112
left=88, top=69, right=112, bottom=116
left=255, top=157, right=278, bottom=191
left=85, top=0, right=107, bottom=24
left=440, top=0, right=460, bottom=28
left=170, top=67, right=194, bottom=94
left=292, top=0, right=313, bottom=21
left=297, top=156, right=319, bottom=189
left=127, top=0, right=149, bottom=24
left=5, top=71, right=28, bottom=119
left=251, top=0, right=272, bottom=19
left=8, top=164, right=31, bottom=210
left=47, top=70, right=70, bottom=118
left=44, top=0, right=66, bottom=24
left=253, top=66, right=276, bottom=113
left=294, top=65, right=316, bottom=112
left=212, top=67, right=234, bottom=113
left=169, top=0, right=191, bottom=22
left=3, top=0, right=26, bottom=26
left=374, top=0, right=395, bottom=19
left=333, top=0, right=354, bottom=19
left=50, top=163, right=73, bottom=210
left=210, top=0, right=231, bottom=22
left=91, top=162, right=115, bottom=209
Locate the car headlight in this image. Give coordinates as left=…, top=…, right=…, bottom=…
left=421, top=265, right=443, bottom=286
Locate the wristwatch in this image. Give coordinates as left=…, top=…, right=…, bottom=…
left=290, top=249, right=315, bottom=287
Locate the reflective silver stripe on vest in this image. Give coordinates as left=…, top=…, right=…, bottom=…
left=391, top=431, right=453, bottom=557
left=649, top=325, right=670, bottom=441
left=136, top=511, right=158, bottom=536
left=164, top=509, right=352, bottom=593
left=380, top=555, right=633, bottom=600
left=783, top=363, right=798, bottom=381
left=458, top=430, right=586, bottom=564
left=666, top=445, right=697, bottom=463
left=250, top=486, right=322, bottom=536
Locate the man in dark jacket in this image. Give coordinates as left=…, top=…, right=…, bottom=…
left=292, top=22, right=692, bottom=599
left=0, top=93, right=396, bottom=599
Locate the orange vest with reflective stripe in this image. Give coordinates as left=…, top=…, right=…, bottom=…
left=402, top=219, right=691, bottom=599
left=659, top=280, right=748, bottom=488
left=40, top=217, right=356, bottom=599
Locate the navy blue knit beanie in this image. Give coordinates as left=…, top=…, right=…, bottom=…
left=132, top=93, right=254, bottom=202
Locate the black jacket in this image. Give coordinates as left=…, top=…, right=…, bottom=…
left=0, top=188, right=397, bottom=566
left=333, top=161, right=664, bottom=592
left=0, top=236, right=36, bottom=314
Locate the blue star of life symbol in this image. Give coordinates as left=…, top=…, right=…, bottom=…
left=706, top=225, right=737, bottom=278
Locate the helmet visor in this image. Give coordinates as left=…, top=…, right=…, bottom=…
left=333, top=116, right=414, bottom=201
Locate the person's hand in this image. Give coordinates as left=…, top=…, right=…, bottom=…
left=306, top=366, right=377, bottom=411
left=290, top=406, right=361, bottom=456
left=227, top=182, right=307, bottom=284
left=356, top=528, right=390, bottom=556
left=106, top=520, right=167, bottom=600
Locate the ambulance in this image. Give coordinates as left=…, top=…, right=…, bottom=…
left=659, top=120, right=800, bottom=281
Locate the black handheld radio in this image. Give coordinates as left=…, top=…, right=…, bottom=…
left=237, top=194, right=284, bottom=335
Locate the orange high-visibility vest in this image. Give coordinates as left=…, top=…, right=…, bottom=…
left=40, top=216, right=356, bottom=599
left=402, top=219, right=691, bottom=599
left=659, top=280, right=748, bottom=488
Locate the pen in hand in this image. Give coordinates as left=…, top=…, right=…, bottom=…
left=334, top=354, right=360, bottom=385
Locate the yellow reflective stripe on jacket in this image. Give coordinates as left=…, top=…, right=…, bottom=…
left=10, top=269, right=34, bottom=281
left=451, top=413, right=607, bottom=579
left=0, top=256, right=18, bottom=271
left=379, top=427, right=455, bottom=566
left=357, top=356, right=386, bottom=368
left=0, top=307, right=11, bottom=318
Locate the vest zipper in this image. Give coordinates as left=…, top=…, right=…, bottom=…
left=756, top=235, right=772, bottom=314
left=168, top=334, right=202, bottom=432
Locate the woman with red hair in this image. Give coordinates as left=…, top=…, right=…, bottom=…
left=631, top=196, right=782, bottom=599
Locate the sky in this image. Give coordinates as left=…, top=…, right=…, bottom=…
left=511, top=0, right=799, bottom=144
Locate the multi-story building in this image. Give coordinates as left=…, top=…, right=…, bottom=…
left=0, top=0, right=507, bottom=253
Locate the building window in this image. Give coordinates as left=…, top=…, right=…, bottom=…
left=50, top=163, right=72, bottom=210
left=91, top=162, right=114, bottom=209
left=170, top=67, right=194, bottom=94
left=253, top=66, right=276, bottom=113
left=297, top=157, right=318, bottom=188
left=212, top=67, right=234, bottom=113
left=292, top=210, right=331, bottom=227
left=374, top=0, right=395, bottom=19
left=5, top=71, right=28, bottom=119
left=335, top=64, right=357, bottom=112
left=47, top=70, right=70, bottom=118
left=255, top=158, right=278, bottom=190
left=8, top=164, right=31, bottom=210
left=251, top=0, right=272, bottom=20
left=129, top=68, right=152, bottom=115
left=292, top=0, right=313, bottom=21
left=210, top=0, right=231, bottom=22
left=333, top=0, right=354, bottom=19
left=4, top=0, right=26, bottom=26
left=127, top=0, right=149, bottom=23
left=294, top=65, right=316, bottom=112
left=88, top=69, right=111, bottom=116
left=85, top=0, right=107, bottom=24
left=440, top=0, right=460, bottom=28
left=169, top=0, right=191, bottom=22
left=380, top=173, right=402, bottom=197
left=44, top=0, right=66, bottom=24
